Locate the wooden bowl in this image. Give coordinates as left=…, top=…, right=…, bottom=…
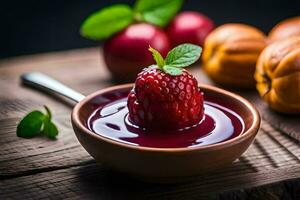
left=71, top=84, right=260, bottom=181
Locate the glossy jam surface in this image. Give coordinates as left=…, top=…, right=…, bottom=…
left=86, top=89, right=245, bottom=148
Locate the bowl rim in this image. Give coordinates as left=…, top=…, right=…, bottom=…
left=71, top=83, right=260, bottom=153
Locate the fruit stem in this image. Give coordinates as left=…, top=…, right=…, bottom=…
left=148, top=46, right=165, bottom=69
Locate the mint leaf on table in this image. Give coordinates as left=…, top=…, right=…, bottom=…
left=149, top=43, right=202, bottom=76
left=43, top=120, right=58, bottom=140
left=17, top=111, right=45, bottom=138
left=134, top=0, right=183, bottom=27
left=165, top=43, right=202, bottom=67
left=17, top=106, right=58, bottom=139
left=42, top=106, right=58, bottom=139
left=80, top=4, right=134, bottom=40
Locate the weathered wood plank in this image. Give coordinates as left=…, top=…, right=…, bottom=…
left=237, top=90, right=300, bottom=141
left=0, top=114, right=93, bottom=178
left=219, top=178, right=300, bottom=200
left=0, top=162, right=299, bottom=200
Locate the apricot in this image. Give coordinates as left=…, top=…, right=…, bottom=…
left=268, top=16, right=300, bottom=42
left=255, top=37, right=300, bottom=114
left=202, top=24, right=267, bottom=88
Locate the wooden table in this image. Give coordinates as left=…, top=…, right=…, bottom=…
left=0, top=48, right=299, bottom=199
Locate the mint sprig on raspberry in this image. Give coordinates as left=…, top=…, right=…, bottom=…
left=149, top=43, right=202, bottom=75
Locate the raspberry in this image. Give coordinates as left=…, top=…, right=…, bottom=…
left=127, top=68, right=204, bottom=130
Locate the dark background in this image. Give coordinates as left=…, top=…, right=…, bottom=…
left=1, top=0, right=300, bottom=58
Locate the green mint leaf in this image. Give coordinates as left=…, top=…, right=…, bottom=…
left=17, top=107, right=59, bottom=140
left=42, top=105, right=58, bottom=139
left=134, top=0, right=183, bottom=27
left=17, top=111, right=45, bottom=138
left=148, top=46, right=165, bottom=68
left=163, top=65, right=183, bottom=76
left=80, top=4, right=134, bottom=40
left=165, top=43, right=202, bottom=67
left=43, top=117, right=58, bottom=140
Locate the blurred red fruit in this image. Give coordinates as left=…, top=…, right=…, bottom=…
left=103, top=23, right=171, bottom=82
left=167, top=11, right=214, bottom=47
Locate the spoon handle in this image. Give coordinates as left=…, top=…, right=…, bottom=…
left=21, top=72, right=85, bottom=103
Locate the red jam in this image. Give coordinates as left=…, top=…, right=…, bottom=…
left=87, top=89, right=244, bottom=148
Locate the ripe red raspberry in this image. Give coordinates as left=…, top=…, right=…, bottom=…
left=128, top=67, right=204, bottom=130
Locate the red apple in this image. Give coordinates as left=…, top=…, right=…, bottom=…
left=103, top=23, right=171, bottom=82
left=167, top=11, right=214, bottom=47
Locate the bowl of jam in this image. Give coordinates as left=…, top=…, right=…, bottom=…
left=72, top=83, right=260, bottom=181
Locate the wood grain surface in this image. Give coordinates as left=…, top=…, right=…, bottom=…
left=0, top=48, right=299, bottom=199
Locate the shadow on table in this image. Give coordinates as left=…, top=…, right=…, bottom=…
left=74, top=158, right=258, bottom=199
left=75, top=162, right=170, bottom=199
